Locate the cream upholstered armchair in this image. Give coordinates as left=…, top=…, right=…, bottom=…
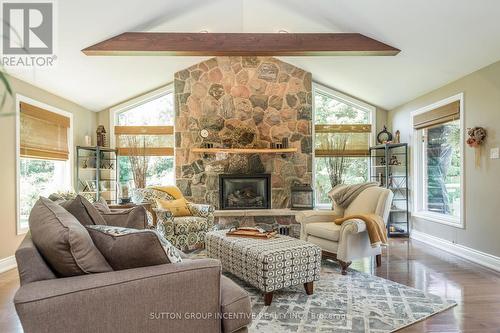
left=296, top=186, right=393, bottom=274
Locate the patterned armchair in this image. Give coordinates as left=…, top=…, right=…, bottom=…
left=134, top=187, right=215, bottom=250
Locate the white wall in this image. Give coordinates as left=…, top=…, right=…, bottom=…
left=388, top=61, right=500, bottom=258
left=0, top=75, right=96, bottom=261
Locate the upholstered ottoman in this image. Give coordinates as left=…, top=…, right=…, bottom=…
left=206, top=230, right=321, bottom=305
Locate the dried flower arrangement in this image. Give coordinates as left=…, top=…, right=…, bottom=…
left=467, top=126, right=487, bottom=167
left=126, top=136, right=148, bottom=189
left=466, top=127, right=486, bottom=147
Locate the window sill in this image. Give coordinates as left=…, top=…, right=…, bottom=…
left=16, top=226, right=29, bottom=236
left=314, top=204, right=332, bottom=210
left=412, top=211, right=464, bottom=229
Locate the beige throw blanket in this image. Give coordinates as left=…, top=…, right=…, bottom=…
left=334, top=214, right=387, bottom=247
left=331, top=182, right=379, bottom=209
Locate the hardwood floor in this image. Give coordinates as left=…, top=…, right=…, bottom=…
left=1, top=238, right=499, bottom=332
left=0, top=269, right=22, bottom=333
left=357, top=239, right=500, bottom=333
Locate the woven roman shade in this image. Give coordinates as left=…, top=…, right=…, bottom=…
left=114, top=126, right=174, bottom=156
left=315, top=124, right=371, bottom=157
left=413, top=101, right=460, bottom=130
left=20, top=102, right=70, bottom=160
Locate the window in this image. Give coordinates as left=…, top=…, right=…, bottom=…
left=17, top=98, right=72, bottom=233
left=116, top=92, right=174, bottom=126
left=112, top=86, right=175, bottom=188
left=313, top=84, right=375, bottom=207
left=412, top=95, right=463, bottom=227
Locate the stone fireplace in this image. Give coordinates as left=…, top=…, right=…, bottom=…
left=219, top=174, right=271, bottom=210
left=174, top=56, right=312, bottom=210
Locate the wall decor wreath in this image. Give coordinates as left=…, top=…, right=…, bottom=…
left=467, top=126, right=487, bottom=167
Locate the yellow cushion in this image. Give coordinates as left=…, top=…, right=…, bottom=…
left=155, top=198, right=191, bottom=217
left=149, top=186, right=184, bottom=200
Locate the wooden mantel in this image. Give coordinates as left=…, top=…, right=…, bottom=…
left=82, top=32, right=400, bottom=56
left=192, top=147, right=297, bottom=154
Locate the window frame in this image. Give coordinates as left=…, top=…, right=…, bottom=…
left=15, top=94, right=74, bottom=235
left=411, top=93, right=465, bottom=228
left=109, top=84, right=174, bottom=147
left=109, top=84, right=175, bottom=186
left=312, top=82, right=377, bottom=209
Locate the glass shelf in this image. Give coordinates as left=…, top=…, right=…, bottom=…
left=76, top=146, right=118, bottom=204
left=369, top=143, right=409, bottom=237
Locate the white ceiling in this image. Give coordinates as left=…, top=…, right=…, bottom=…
left=7, top=0, right=500, bottom=111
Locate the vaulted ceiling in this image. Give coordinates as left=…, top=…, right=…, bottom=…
left=7, top=0, right=500, bottom=111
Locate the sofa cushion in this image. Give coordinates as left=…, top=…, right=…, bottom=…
left=100, top=206, right=150, bottom=229
left=305, top=222, right=341, bottom=242
left=93, top=197, right=111, bottom=214
left=220, top=275, right=252, bottom=333
left=48, top=191, right=77, bottom=204
left=86, top=225, right=182, bottom=270
left=60, top=195, right=107, bottom=226
left=29, top=197, right=112, bottom=277
left=155, top=198, right=191, bottom=217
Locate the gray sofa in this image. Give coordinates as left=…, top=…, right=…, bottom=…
left=100, top=205, right=151, bottom=229
left=14, top=235, right=252, bottom=333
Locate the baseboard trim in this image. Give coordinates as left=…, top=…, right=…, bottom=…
left=410, top=230, right=500, bottom=272
left=0, top=256, right=17, bottom=274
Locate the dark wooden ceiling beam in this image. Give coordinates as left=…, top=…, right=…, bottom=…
left=82, top=32, right=400, bottom=56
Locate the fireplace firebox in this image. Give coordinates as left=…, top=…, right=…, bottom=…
left=219, top=174, right=271, bottom=210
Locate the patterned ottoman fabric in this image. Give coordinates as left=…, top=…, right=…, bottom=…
left=206, top=230, right=321, bottom=293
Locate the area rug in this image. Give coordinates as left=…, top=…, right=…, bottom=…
left=186, top=251, right=456, bottom=332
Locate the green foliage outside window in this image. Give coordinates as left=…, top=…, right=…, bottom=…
left=118, top=156, right=174, bottom=186
left=117, top=92, right=175, bottom=187
left=425, top=120, right=461, bottom=217
left=315, top=157, right=368, bottom=205
left=314, top=90, right=371, bottom=206
left=19, top=158, right=68, bottom=228
left=315, top=92, right=369, bottom=125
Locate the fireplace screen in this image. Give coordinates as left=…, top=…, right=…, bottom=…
left=219, top=174, right=271, bottom=210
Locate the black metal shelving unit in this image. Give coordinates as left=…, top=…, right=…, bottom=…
left=76, top=146, right=118, bottom=203
left=369, top=143, right=409, bottom=237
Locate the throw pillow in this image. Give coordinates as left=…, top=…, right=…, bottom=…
left=155, top=198, right=192, bottom=217
left=60, top=195, right=107, bottom=226
left=132, top=188, right=175, bottom=206
left=86, top=225, right=182, bottom=270
left=93, top=197, right=111, bottom=214
left=327, top=184, right=348, bottom=214
left=149, top=186, right=184, bottom=199
left=29, top=197, right=112, bottom=277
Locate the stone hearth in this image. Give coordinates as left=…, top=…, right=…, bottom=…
left=174, top=56, right=313, bottom=209
left=214, top=208, right=301, bottom=237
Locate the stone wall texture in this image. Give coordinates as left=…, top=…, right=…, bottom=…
left=174, top=56, right=312, bottom=209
